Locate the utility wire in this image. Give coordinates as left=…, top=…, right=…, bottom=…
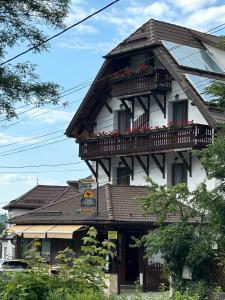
left=1, top=23, right=225, bottom=130
left=0, top=23, right=224, bottom=155
left=0, top=0, right=120, bottom=66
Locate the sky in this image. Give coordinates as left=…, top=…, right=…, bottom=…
left=1, top=0, right=225, bottom=209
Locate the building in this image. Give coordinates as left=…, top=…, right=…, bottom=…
left=7, top=19, right=225, bottom=293
left=2, top=184, right=79, bottom=259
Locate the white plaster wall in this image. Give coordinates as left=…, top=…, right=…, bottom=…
left=203, top=43, right=225, bottom=71
left=97, top=152, right=216, bottom=192
left=2, top=208, right=32, bottom=259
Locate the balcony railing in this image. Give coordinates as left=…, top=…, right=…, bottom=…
left=111, top=68, right=172, bottom=98
left=79, top=124, right=212, bottom=159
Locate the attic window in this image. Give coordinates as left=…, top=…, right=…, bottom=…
left=162, top=40, right=224, bottom=74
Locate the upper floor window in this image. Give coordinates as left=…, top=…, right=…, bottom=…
left=172, top=163, right=187, bottom=185
left=117, top=167, right=130, bottom=185
left=173, top=100, right=188, bottom=123
left=118, top=110, right=131, bottom=132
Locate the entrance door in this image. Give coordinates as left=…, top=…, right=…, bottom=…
left=124, top=234, right=139, bottom=284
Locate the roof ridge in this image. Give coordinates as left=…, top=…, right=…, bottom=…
left=50, top=185, right=79, bottom=204
left=9, top=193, right=83, bottom=223
left=104, top=183, right=114, bottom=221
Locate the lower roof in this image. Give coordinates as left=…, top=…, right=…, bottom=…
left=10, top=184, right=199, bottom=225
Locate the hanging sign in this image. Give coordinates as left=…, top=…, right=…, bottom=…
left=108, top=231, right=118, bottom=240
left=80, top=189, right=96, bottom=215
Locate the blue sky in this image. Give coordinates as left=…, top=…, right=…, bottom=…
left=1, top=0, right=225, bottom=209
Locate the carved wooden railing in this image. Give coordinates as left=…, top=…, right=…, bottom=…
left=111, top=69, right=172, bottom=98
left=79, top=124, right=212, bottom=159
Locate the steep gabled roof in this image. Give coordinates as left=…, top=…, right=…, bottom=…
left=105, top=19, right=223, bottom=58
left=10, top=184, right=198, bottom=225
left=66, top=19, right=225, bottom=137
left=3, top=185, right=68, bottom=210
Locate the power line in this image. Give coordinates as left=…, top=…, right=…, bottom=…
left=0, top=0, right=120, bottom=66
left=0, top=138, right=68, bottom=157
left=0, top=161, right=85, bottom=169
left=0, top=130, right=62, bottom=148
left=1, top=23, right=225, bottom=131
left=0, top=23, right=224, bottom=156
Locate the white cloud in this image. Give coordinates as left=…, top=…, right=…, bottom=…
left=126, top=2, right=169, bottom=17
left=26, top=108, right=74, bottom=124
left=170, top=0, right=217, bottom=12
left=0, top=133, right=40, bottom=145
left=0, top=174, right=62, bottom=187
left=37, top=178, right=62, bottom=186
left=0, top=174, right=35, bottom=186
left=185, top=5, right=225, bottom=29
left=60, top=37, right=119, bottom=54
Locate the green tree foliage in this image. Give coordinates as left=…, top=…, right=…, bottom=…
left=0, top=227, right=116, bottom=300
left=138, top=137, right=225, bottom=294
left=205, top=81, right=225, bottom=112
left=0, top=0, right=70, bottom=119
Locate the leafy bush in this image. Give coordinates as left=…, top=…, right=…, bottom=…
left=0, top=227, right=115, bottom=299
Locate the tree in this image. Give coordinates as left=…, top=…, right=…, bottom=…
left=0, top=0, right=70, bottom=119
left=138, top=136, right=225, bottom=295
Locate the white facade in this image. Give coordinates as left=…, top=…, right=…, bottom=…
left=92, top=66, right=214, bottom=192
left=1, top=208, right=31, bottom=259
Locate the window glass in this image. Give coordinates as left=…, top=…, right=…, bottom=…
left=117, top=167, right=130, bottom=185
left=162, top=40, right=224, bottom=73
left=172, top=163, right=187, bottom=185
left=118, top=110, right=130, bottom=132
left=185, top=74, right=214, bottom=102
left=173, top=101, right=188, bottom=123
left=42, top=239, right=51, bottom=261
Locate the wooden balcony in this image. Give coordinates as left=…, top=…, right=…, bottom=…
left=111, top=69, right=172, bottom=98
left=79, top=124, right=212, bottom=160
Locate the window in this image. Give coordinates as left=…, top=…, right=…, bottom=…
left=118, top=110, right=130, bottom=132
left=117, top=167, right=130, bottom=185
left=173, top=101, right=188, bottom=123
left=42, top=239, right=51, bottom=261
left=162, top=40, right=223, bottom=73
left=172, top=163, right=187, bottom=185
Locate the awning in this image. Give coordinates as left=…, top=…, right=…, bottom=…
left=23, top=225, right=56, bottom=239
left=47, top=225, right=83, bottom=239
left=7, top=225, right=32, bottom=236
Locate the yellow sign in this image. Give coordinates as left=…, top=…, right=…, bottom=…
left=80, top=207, right=96, bottom=215
left=83, top=190, right=93, bottom=198
left=108, top=231, right=118, bottom=240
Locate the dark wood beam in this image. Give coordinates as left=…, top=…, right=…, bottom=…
left=151, top=153, right=165, bottom=178
left=104, top=102, right=113, bottom=114
left=152, top=93, right=166, bottom=118
left=177, top=151, right=192, bottom=177
left=120, top=99, right=133, bottom=118
left=98, top=159, right=111, bottom=181
left=120, top=157, right=133, bottom=176
left=84, top=160, right=98, bottom=180
left=137, top=96, right=148, bottom=115
left=135, top=155, right=149, bottom=176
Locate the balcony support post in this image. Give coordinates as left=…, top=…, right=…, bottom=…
left=120, top=99, right=133, bottom=119
left=104, top=102, right=113, bottom=114
left=151, top=153, right=165, bottom=178
left=152, top=93, right=166, bottom=118
left=177, top=151, right=192, bottom=177
left=137, top=96, right=149, bottom=115
left=120, top=157, right=134, bottom=180
left=98, top=159, right=111, bottom=181
left=135, top=155, right=149, bottom=176
left=84, top=160, right=98, bottom=181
